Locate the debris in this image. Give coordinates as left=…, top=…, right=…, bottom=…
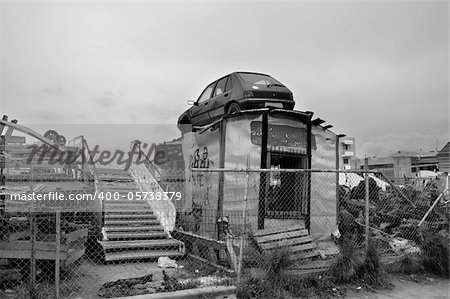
left=410, top=274, right=419, bottom=282
left=0, top=269, right=21, bottom=283
left=101, top=227, right=108, bottom=241
left=161, top=270, right=198, bottom=292
left=179, top=276, right=231, bottom=287
left=98, top=274, right=153, bottom=298
left=389, top=238, right=421, bottom=255
left=157, top=256, right=182, bottom=269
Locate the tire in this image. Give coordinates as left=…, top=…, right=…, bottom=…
left=43, top=129, right=59, bottom=144
left=227, top=102, right=241, bottom=115
left=57, top=135, right=66, bottom=146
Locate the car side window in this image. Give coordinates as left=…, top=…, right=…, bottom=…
left=214, top=77, right=228, bottom=97
left=225, top=75, right=233, bottom=91
left=197, top=83, right=215, bottom=103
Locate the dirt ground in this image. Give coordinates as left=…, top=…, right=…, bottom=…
left=66, top=258, right=183, bottom=298
left=2, top=258, right=449, bottom=298
left=345, top=274, right=450, bottom=299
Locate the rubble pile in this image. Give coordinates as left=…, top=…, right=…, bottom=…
left=338, top=175, right=449, bottom=275
left=340, top=176, right=449, bottom=241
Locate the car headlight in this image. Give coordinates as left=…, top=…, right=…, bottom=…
left=243, top=91, right=254, bottom=98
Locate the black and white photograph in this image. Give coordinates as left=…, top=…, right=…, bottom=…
left=0, top=1, right=448, bottom=298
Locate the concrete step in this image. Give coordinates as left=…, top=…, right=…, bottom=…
left=104, top=219, right=160, bottom=226
left=105, top=212, right=155, bottom=217
left=104, top=225, right=164, bottom=232
left=105, top=213, right=156, bottom=219
left=104, top=249, right=184, bottom=261
left=97, top=183, right=138, bottom=188
left=105, top=231, right=167, bottom=240
left=98, top=173, right=132, bottom=178
left=97, top=168, right=129, bottom=173
left=99, top=239, right=184, bottom=250
left=98, top=176, right=133, bottom=182
left=104, top=200, right=149, bottom=205
left=98, top=191, right=141, bottom=195
left=98, top=181, right=137, bottom=186
left=97, top=187, right=140, bottom=192
left=104, top=205, right=153, bottom=211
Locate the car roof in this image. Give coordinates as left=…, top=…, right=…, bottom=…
left=209, top=72, right=273, bottom=84
left=234, top=71, right=272, bottom=77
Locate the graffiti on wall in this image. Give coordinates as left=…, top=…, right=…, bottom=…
left=190, top=146, right=213, bottom=169
left=187, top=146, right=215, bottom=232
left=250, top=121, right=308, bottom=150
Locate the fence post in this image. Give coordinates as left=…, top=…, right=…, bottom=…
left=29, top=165, right=37, bottom=299
left=364, top=158, right=370, bottom=251
left=55, top=210, right=61, bottom=299
left=237, top=167, right=250, bottom=285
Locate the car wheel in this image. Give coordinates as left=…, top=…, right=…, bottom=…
left=227, top=103, right=241, bottom=115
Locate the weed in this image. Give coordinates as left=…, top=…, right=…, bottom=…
left=420, top=231, right=449, bottom=277
left=236, top=276, right=272, bottom=299
left=9, top=282, right=56, bottom=299
left=331, top=235, right=364, bottom=283
left=398, top=255, right=424, bottom=274
left=284, top=275, right=345, bottom=299
left=260, top=246, right=293, bottom=289
left=358, top=240, right=388, bottom=287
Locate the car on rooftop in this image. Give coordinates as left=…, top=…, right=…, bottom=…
left=177, top=72, right=295, bottom=127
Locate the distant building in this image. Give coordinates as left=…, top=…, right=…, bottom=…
left=437, top=142, right=450, bottom=173
left=355, top=150, right=440, bottom=181
left=338, top=137, right=356, bottom=170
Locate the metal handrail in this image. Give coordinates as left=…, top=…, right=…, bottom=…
left=81, top=137, right=102, bottom=224
left=129, top=140, right=162, bottom=179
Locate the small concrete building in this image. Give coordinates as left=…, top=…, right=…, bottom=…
left=179, top=109, right=341, bottom=241
left=438, top=142, right=450, bottom=173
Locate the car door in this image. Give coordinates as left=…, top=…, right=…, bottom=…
left=191, top=82, right=215, bottom=126
left=208, top=76, right=231, bottom=121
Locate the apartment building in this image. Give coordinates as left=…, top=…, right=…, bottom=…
left=338, top=137, right=357, bottom=170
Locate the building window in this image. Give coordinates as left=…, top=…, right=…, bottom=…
left=343, top=158, right=349, bottom=164
left=343, top=144, right=350, bottom=151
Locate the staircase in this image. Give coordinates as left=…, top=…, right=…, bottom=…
left=97, top=167, right=185, bottom=261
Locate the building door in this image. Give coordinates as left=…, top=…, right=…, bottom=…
left=265, top=152, right=308, bottom=219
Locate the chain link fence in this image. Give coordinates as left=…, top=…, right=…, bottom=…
left=1, top=149, right=449, bottom=298
left=174, top=168, right=449, bottom=298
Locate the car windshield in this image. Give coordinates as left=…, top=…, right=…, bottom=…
left=238, top=73, right=283, bottom=86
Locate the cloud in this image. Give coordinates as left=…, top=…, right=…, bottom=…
left=76, top=113, right=87, bottom=120
left=31, top=110, right=63, bottom=121
left=124, top=103, right=181, bottom=123
left=91, top=91, right=122, bottom=107
left=358, top=132, right=448, bottom=158
left=93, top=96, right=116, bottom=107
left=41, top=85, right=66, bottom=96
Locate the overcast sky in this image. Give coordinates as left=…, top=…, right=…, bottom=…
left=0, top=1, right=448, bottom=157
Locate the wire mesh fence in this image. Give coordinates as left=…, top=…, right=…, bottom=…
left=176, top=168, right=449, bottom=297
left=0, top=155, right=449, bottom=298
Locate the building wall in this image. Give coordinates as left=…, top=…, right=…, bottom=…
left=310, top=126, right=338, bottom=240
